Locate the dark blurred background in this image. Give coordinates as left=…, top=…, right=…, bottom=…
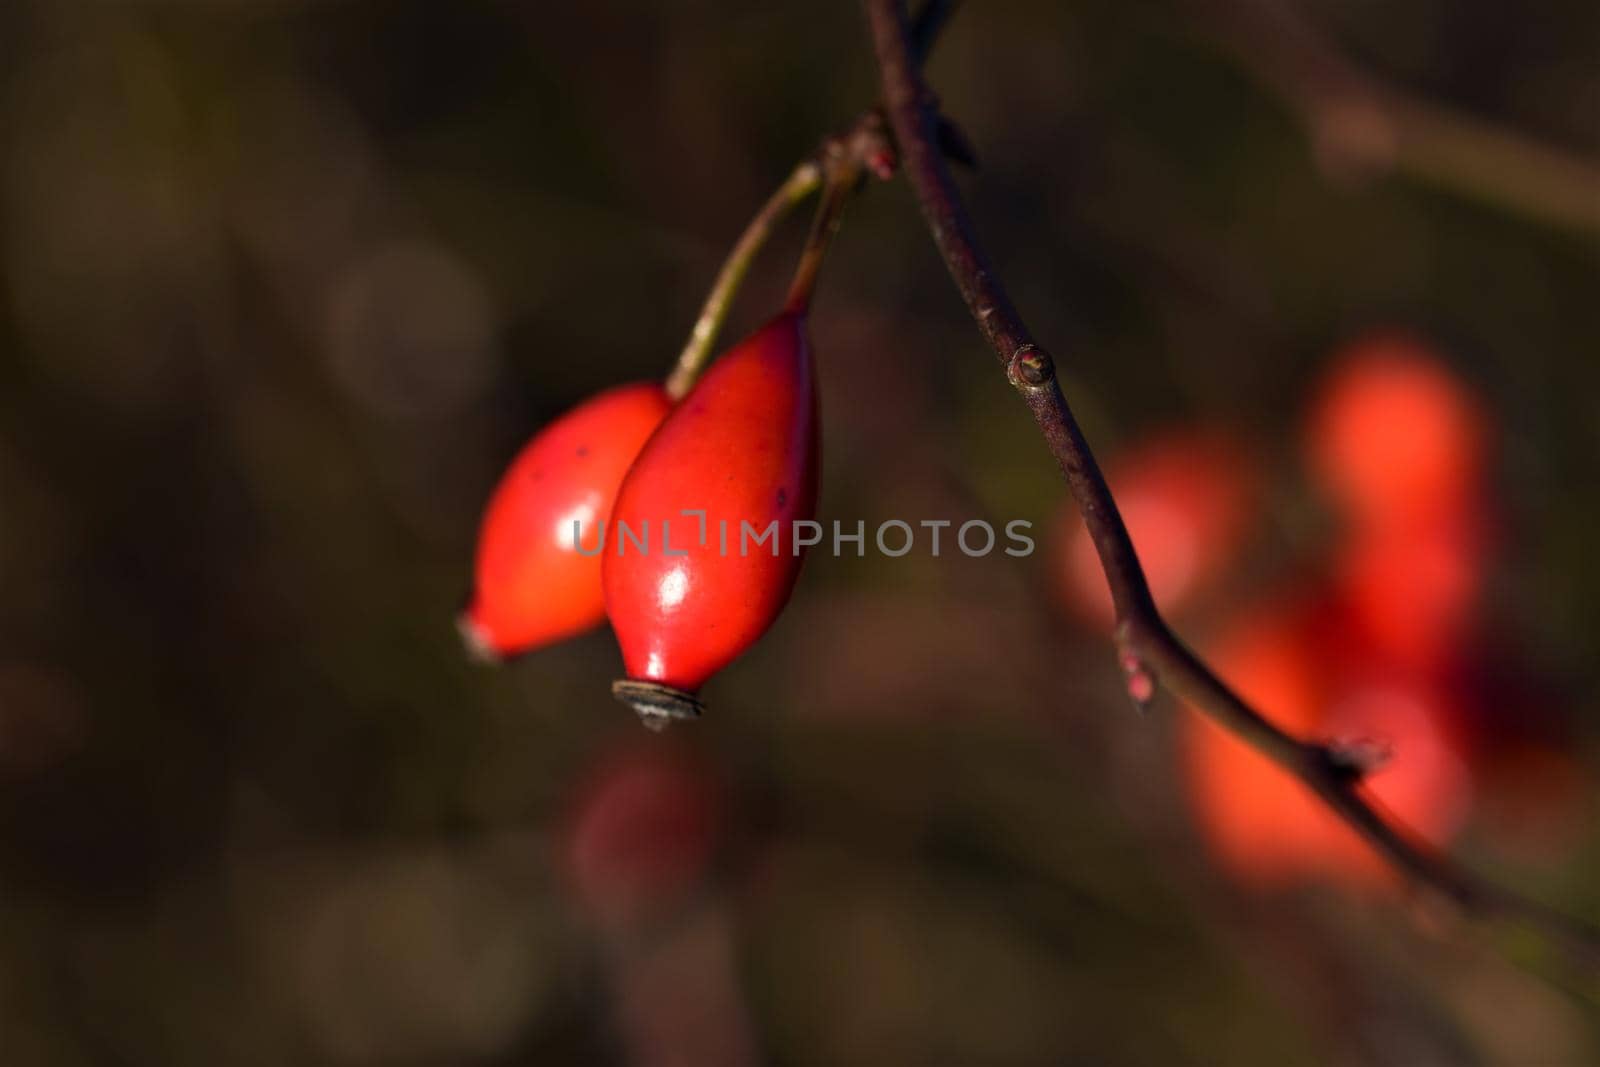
left=0, top=1, right=1596, bottom=1063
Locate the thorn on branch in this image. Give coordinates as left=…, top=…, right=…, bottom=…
left=909, top=0, right=959, bottom=64
left=857, top=108, right=975, bottom=180
left=936, top=115, right=979, bottom=169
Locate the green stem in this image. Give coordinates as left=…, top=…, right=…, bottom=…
left=783, top=163, right=858, bottom=316
left=664, top=161, right=823, bottom=400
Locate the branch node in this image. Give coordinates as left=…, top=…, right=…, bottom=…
left=1325, top=735, right=1393, bottom=781
left=1007, top=345, right=1055, bottom=390
left=846, top=110, right=899, bottom=181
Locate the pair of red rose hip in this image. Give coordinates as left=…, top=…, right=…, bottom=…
left=461, top=311, right=817, bottom=727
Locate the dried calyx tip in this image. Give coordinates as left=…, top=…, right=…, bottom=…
left=456, top=611, right=502, bottom=665
left=611, top=679, right=705, bottom=731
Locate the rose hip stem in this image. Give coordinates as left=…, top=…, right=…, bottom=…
left=664, top=161, right=822, bottom=401
left=783, top=160, right=860, bottom=316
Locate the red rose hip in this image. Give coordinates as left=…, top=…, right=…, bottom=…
left=461, top=382, right=671, bottom=659
left=604, top=312, right=818, bottom=726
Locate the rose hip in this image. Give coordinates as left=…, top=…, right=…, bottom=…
left=604, top=312, right=818, bottom=726
left=462, top=382, right=671, bottom=659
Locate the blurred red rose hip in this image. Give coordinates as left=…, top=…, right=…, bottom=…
left=564, top=740, right=723, bottom=927
left=1330, top=512, right=1489, bottom=672
left=1303, top=333, right=1488, bottom=529
left=1183, top=599, right=1473, bottom=891
left=1059, top=427, right=1259, bottom=626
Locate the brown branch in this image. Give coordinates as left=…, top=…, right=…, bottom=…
left=864, top=0, right=1600, bottom=973
left=1188, top=0, right=1600, bottom=235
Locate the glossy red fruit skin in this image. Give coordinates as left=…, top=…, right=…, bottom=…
left=604, top=312, right=817, bottom=698
left=462, top=382, right=671, bottom=658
